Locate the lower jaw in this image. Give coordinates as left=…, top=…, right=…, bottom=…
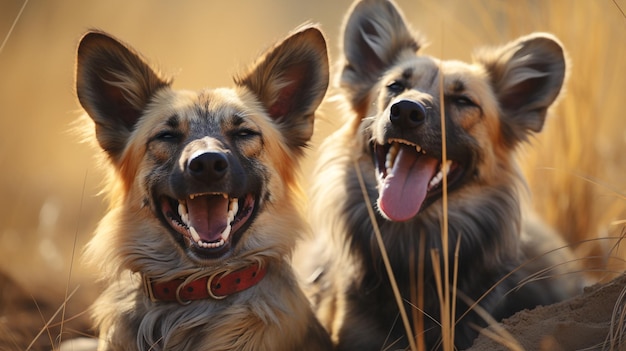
left=187, top=239, right=233, bottom=261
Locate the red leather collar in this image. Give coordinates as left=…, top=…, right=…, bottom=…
left=143, top=262, right=267, bottom=304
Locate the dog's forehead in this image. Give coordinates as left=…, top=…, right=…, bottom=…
left=189, top=88, right=256, bottom=126
left=392, top=57, right=486, bottom=88
left=391, top=56, right=440, bottom=82
left=442, top=60, right=496, bottom=109
left=388, top=57, right=492, bottom=99
left=145, top=88, right=261, bottom=133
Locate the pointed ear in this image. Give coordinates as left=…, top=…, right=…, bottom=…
left=235, top=25, right=329, bottom=152
left=340, top=0, right=422, bottom=113
left=75, top=30, right=170, bottom=160
left=476, top=33, right=566, bottom=144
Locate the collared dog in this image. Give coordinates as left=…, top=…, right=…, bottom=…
left=300, top=0, right=577, bottom=349
left=75, top=26, right=331, bottom=350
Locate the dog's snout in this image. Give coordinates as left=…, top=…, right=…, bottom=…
left=187, top=152, right=229, bottom=183
left=389, top=100, right=427, bottom=128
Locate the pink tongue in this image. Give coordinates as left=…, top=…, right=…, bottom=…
left=187, top=195, right=229, bottom=242
left=379, top=145, right=439, bottom=222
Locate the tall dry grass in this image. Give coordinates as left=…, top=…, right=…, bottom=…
left=515, top=1, right=626, bottom=279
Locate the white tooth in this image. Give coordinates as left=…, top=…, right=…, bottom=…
left=189, top=226, right=201, bottom=242
left=202, top=239, right=225, bottom=248
left=416, top=145, right=422, bottom=153
left=390, top=143, right=399, bottom=157
left=182, top=213, right=189, bottom=226
left=230, top=199, right=239, bottom=217
left=429, top=170, right=444, bottom=188
left=386, top=143, right=399, bottom=171
left=178, top=203, right=189, bottom=225
left=221, top=224, right=231, bottom=241
left=228, top=210, right=235, bottom=224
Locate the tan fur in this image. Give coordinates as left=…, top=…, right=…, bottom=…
left=75, top=26, right=331, bottom=350
left=299, top=1, right=580, bottom=350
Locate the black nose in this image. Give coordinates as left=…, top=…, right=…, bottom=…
left=389, top=100, right=427, bottom=128
left=187, top=152, right=228, bottom=183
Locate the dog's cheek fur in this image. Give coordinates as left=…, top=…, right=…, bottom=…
left=441, top=65, right=517, bottom=185
left=85, top=92, right=200, bottom=278
left=233, top=100, right=306, bottom=257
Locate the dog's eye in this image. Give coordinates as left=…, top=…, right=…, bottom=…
left=154, top=131, right=182, bottom=143
left=386, top=81, right=405, bottom=94
left=451, top=95, right=477, bottom=107
left=234, top=129, right=260, bottom=139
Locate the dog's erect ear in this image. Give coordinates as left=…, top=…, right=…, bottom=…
left=75, top=30, right=170, bottom=160
left=476, top=33, right=566, bottom=144
left=340, top=0, right=421, bottom=114
left=236, top=26, right=329, bottom=152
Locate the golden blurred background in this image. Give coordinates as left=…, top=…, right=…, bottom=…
left=0, top=0, right=624, bottom=349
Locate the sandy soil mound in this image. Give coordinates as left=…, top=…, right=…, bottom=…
left=470, top=274, right=626, bottom=351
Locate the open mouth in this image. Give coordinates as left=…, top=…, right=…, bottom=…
left=374, top=138, right=465, bottom=222
left=160, top=193, right=255, bottom=259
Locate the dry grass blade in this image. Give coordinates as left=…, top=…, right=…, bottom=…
left=352, top=157, right=417, bottom=351
left=430, top=247, right=455, bottom=351
left=57, top=170, right=89, bottom=347
left=457, top=233, right=626, bottom=326
left=429, top=238, right=461, bottom=351
left=474, top=326, right=523, bottom=351
left=437, top=30, right=455, bottom=351
left=534, top=167, right=626, bottom=202
left=459, top=294, right=524, bottom=351
left=26, top=286, right=80, bottom=351
left=606, top=284, right=626, bottom=350
left=0, top=322, right=21, bottom=350
left=451, top=233, right=461, bottom=347
left=613, top=0, right=626, bottom=19
left=410, top=235, right=427, bottom=351
left=403, top=298, right=442, bottom=330
left=0, top=0, right=29, bottom=54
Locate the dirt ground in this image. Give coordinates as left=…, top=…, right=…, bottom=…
left=470, top=275, right=626, bottom=351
